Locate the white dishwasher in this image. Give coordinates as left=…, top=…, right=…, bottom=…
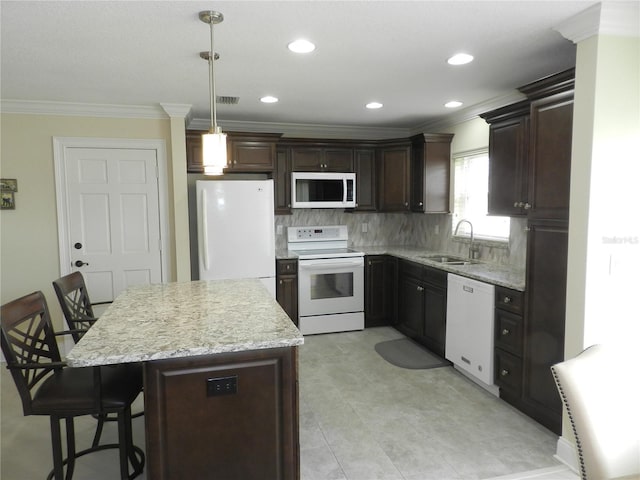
left=446, top=274, right=495, bottom=386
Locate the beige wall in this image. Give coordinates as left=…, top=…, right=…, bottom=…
left=563, top=33, right=640, bottom=449
left=446, top=116, right=490, bottom=155
left=0, top=113, right=175, bottom=331
left=565, top=34, right=640, bottom=357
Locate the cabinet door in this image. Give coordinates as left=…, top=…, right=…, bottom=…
left=276, top=259, right=298, bottom=324
left=378, top=146, right=411, bottom=212
left=397, top=273, right=424, bottom=338
left=488, top=116, right=529, bottom=216
left=422, top=282, right=447, bottom=358
left=275, top=148, right=291, bottom=215
left=276, top=276, right=298, bottom=325
left=365, top=255, right=396, bottom=327
left=522, top=219, right=568, bottom=434
left=186, top=131, right=204, bottom=173
left=291, top=148, right=322, bottom=171
left=227, top=139, right=275, bottom=172
left=324, top=148, right=354, bottom=172
left=355, top=149, right=376, bottom=211
left=423, top=142, right=451, bottom=213
left=528, top=93, right=573, bottom=220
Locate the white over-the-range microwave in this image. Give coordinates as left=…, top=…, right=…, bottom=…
left=291, top=172, right=356, bottom=209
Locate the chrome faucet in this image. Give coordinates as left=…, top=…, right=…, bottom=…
left=454, top=219, right=479, bottom=260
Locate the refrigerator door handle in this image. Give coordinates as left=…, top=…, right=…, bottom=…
left=200, top=189, right=210, bottom=270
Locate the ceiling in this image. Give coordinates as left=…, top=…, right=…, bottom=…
left=1, top=1, right=599, bottom=135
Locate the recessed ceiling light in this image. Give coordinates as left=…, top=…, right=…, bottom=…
left=447, top=53, right=474, bottom=65
left=260, top=96, right=279, bottom=104
left=366, top=102, right=383, bottom=109
left=445, top=101, right=463, bottom=108
left=287, top=39, right=315, bottom=53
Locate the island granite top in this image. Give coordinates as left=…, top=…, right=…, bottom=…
left=66, top=278, right=304, bottom=367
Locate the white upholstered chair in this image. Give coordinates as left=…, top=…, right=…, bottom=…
left=551, top=344, right=640, bottom=480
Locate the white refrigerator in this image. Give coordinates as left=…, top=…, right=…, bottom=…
left=196, top=179, right=276, bottom=297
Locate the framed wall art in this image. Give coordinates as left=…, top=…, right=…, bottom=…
left=1, top=178, right=18, bottom=209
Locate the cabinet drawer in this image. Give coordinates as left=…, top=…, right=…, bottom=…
left=423, top=266, right=447, bottom=287
left=495, top=286, right=524, bottom=315
left=495, top=349, right=522, bottom=393
left=399, top=260, right=423, bottom=280
left=277, top=259, right=298, bottom=275
left=495, top=310, right=523, bottom=355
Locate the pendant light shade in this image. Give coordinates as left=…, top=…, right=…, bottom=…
left=202, top=128, right=227, bottom=175
left=199, top=10, right=226, bottom=175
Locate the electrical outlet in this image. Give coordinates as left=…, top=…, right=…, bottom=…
left=206, top=375, right=238, bottom=397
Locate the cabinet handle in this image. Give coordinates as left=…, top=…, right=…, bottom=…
left=279, top=280, right=283, bottom=284
left=502, top=328, right=510, bottom=336
left=404, top=202, right=409, bottom=208
left=418, top=202, right=423, bottom=206
left=500, top=369, right=510, bottom=377
left=523, top=202, right=531, bottom=210
left=513, top=201, right=520, bottom=208
left=417, top=286, right=424, bottom=292
left=503, top=296, right=512, bottom=304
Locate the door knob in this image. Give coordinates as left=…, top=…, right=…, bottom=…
left=74, top=242, right=83, bottom=249
left=74, top=260, right=89, bottom=267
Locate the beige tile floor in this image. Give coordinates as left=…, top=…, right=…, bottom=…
left=1, top=327, right=576, bottom=479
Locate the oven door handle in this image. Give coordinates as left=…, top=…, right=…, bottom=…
left=299, top=259, right=364, bottom=270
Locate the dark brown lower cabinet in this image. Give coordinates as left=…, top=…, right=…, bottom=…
left=396, top=260, right=447, bottom=357
left=520, top=219, right=568, bottom=434
left=494, top=287, right=525, bottom=406
left=365, top=255, right=397, bottom=327
left=276, top=259, right=298, bottom=325
left=421, top=268, right=447, bottom=358
left=144, top=347, right=300, bottom=480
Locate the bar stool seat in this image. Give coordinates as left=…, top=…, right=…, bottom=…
left=1, top=291, right=145, bottom=480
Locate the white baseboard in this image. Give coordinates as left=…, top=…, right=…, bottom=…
left=555, top=435, right=580, bottom=474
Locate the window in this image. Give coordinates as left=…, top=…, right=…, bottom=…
left=452, top=150, right=510, bottom=241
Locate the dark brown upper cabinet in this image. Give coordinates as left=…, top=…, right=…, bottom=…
left=481, top=101, right=530, bottom=216
left=185, top=131, right=281, bottom=174
left=354, top=148, right=377, bottom=211
left=290, top=146, right=354, bottom=172
left=482, top=69, right=574, bottom=220
left=376, top=141, right=411, bottom=212
left=410, top=133, right=454, bottom=213
left=274, top=147, right=292, bottom=215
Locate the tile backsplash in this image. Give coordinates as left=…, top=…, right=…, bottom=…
left=276, top=210, right=527, bottom=269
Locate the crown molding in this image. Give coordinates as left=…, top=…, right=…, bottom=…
left=2, top=91, right=530, bottom=139
left=187, top=117, right=412, bottom=140
left=413, top=90, right=527, bottom=134
left=0, top=99, right=169, bottom=119
left=160, top=103, right=193, bottom=124
left=554, top=2, right=640, bottom=44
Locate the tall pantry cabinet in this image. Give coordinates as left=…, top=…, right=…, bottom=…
left=482, top=69, right=574, bottom=434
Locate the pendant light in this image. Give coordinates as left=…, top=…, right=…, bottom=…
left=199, top=10, right=227, bottom=175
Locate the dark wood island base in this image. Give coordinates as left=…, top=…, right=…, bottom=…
left=144, top=346, right=299, bottom=480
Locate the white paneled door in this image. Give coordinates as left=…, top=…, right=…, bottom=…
left=55, top=141, right=165, bottom=310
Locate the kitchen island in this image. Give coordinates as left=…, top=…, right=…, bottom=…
left=66, top=279, right=304, bottom=480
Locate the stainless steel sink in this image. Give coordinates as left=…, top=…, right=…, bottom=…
left=417, top=254, right=479, bottom=266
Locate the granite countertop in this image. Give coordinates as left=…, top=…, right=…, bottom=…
left=66, top=279, right=304, bottom=367
left=277, top=245, right=525, bottom=291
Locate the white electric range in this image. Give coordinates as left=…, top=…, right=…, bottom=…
left=287, top=226, right=364, bottom=335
